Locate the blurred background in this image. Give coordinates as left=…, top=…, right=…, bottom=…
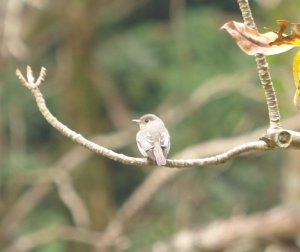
left=1, top=0, right=300, bottom=251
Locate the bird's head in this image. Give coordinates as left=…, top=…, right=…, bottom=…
left=132, top=114, right=161, bottom=129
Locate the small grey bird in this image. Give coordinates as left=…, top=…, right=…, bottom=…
left=133, top=114, right=170, bottom=166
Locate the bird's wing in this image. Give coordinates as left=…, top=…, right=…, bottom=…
left=160, top=130, right=170, bottom=154
left=136, top=131, right=154, bottom=157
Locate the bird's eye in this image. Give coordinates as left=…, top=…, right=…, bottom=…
left=145, top=119, right=149, bottom=123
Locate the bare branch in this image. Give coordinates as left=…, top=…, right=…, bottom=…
left=168, top=140, right=267, bottom=166
left=35, top=67, right=47, bottom=87
left=237, top=0, right=281, bottom=128
left=15, top=66, right=272, bottom=169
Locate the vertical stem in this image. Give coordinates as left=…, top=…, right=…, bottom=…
left=237, top=0, right=281, bottom=128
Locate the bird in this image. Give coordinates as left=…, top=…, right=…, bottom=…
left=132, top=114, right=170, bottom=166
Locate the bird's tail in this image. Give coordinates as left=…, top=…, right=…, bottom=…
left=153, top=142, right=167, bottom=166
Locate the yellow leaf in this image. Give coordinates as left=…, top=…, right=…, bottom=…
left=293, top=50, right=300, bottom=107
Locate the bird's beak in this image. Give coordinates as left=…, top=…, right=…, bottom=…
left=132, top=119, right=140, bottom=123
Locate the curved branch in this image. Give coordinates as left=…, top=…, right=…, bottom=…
left=15, top=66, right=271, bottom=169
left=237, top=0, right=281, bottom=128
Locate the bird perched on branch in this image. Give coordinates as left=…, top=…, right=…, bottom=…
left=133, top=114, right=170, bottom=166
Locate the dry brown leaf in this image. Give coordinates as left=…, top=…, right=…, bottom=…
left=221, top=20, right=297, bottom=55
left=222, top=19, right=300, bottom=107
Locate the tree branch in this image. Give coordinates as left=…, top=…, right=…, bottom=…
left=237, top=0, right=281, bottom=128
left=16, top=66, right=272, bottom=169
